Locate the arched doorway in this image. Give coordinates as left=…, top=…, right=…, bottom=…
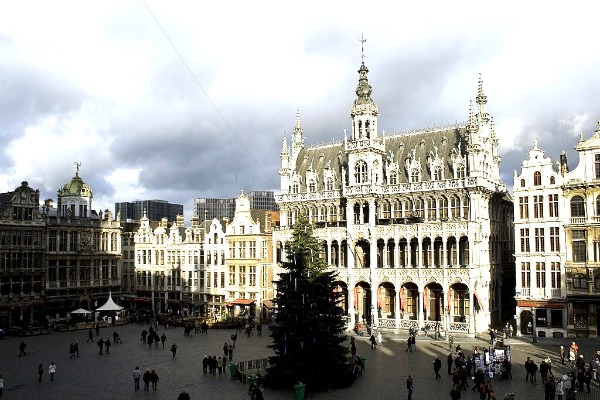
left=333, top=281, right=348, bottom=314
left=424, top=282, right=443, bottom=321
left=354, top=282, right=372, bottom=324
left=400, top=282, right=418, bottom=320
left=449, top=282, right=469, bottom=323
left=377, top=283, right=396, bottom=319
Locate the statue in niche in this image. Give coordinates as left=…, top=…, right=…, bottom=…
left=355, top=245, right=365, bottom=268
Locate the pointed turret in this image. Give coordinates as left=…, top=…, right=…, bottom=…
left=468, top=99, right=477, bottom=132
left=476, top=73, right=490, bottom=124
left=350, top=60, right=379, bottom=140
left=279, top=132, right=291, bottom=193
left=292, top=110, right=303, bottom=150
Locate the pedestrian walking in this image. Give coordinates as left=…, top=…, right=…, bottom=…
left=410, top=335, right=416, bottom=352
left=113, top=331, right=118, bottom=344
left=171, top=343, right=177, bottom=357
left=74, top=341, right=80, bottom=357
left=95, top=322, right=100, bottom=336
left=202, top=355, right=209, bottom=374
left=116, top=330, right=122, bottom=343
left=433, top=355, right=442, bottom=379
left=18, top=340, right=27, bottom=356
left=405, top=336, right=412, bottom=352
left=132, top=367, right=142, bottom=391
left=178, top=389, right=191, bottom=400
left=87, top=328, right=94, bottom=343
left=48, top=362, right=56, bottom=381
left=161, top=333, right=167, bottom=348
left=560, top=345, right=566, bottom=364
left=69, top=343, right=75, bottom=359
left=406, top=374, right=414, bottom=400
left=447, top=352, right=454, bottom=374
left=150, top=369, right=159, bottom=391
left=223, top=342, right=229, bottom=358
left=370, top=333, right=377, bottom=349
left=231, top=332, right=237, bottom=347
left=142, top=369, right=151, bottom=391
left=105, top=338, right=111, bottom=354
left=228, top=343, right=234, bottom=360
left=97, top=338, right=104, bottom=355
left=37, top=364, right=43, bottom=382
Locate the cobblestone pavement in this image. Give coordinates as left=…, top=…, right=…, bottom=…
left=1, top=324, right=600, bottom=400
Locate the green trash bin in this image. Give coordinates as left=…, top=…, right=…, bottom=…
left=248, top=374, right=258, bottom=386
left=359, top=355, right=366, bottom=369
left=229, top=362, right=237, bottom=378
left=294, top=382, right=306, bottom=400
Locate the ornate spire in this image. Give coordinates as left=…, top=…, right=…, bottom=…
left=293, top=110, right=303, bottom=145
left=476, top=73, right=489, bottom=123
left=468, top=99, right=477, bottom=132
left=280, top=132, right=289, bottom=155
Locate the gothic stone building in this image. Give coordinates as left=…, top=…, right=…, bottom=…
left=274, top=60, right=514, bottom=334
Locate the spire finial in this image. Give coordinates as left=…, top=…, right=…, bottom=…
left=533, top=138, right=539, bottom=149
left=359, top=34, right=366, bottom=63
left=74, top=161, right=82, bottom=177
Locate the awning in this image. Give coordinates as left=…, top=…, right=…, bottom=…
left=232, top=299, right=256, bottom=306
left=134, top=298, right=152, bottom=303
left=567, top=296, right=600, bottom=303
left=166, top=299, right=181, bottom=304
left=263, top=300, right=275, bottom=309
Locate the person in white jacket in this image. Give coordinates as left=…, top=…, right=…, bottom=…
left=48, top=362, right=56, bottom=381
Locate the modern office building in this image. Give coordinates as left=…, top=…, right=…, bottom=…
left=115, top=200, right=183, bottom=222
left=194, top=197, right=236, bottom=222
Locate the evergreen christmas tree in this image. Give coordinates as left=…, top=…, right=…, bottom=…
left=265, top=215, right=351, bottom=392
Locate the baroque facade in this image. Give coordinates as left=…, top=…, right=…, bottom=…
left=44, top=168, right=122, bottom=320
left=274, top=59, right=514, bottom=334
left=134, top=214, right=203, bottom=314
left=0, top=181, right=45, bottom=328
left=513, top=140, right=566, bottom=338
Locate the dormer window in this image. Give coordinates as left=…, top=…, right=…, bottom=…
left=550, top=176, right=555, bottom=185
left=308, top=180, right=316, bottom=193
left=410, top=168, right=420, bottom=183
left=456, top=164, right=466, bottom=179
left=433, top=165, right=443, bottom=181
left=326, top=178, right=334, bottom=191
left=389, top=171, right=397, bottom=185
left=291, top=182, right=299, bottom=194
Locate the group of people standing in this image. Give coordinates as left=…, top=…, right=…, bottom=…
left=131, top=366, right=159, bottom=391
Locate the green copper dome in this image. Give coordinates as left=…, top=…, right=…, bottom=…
left=58, top=173, right=93, bottom=197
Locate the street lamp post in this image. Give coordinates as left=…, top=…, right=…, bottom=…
left=531, top=307, right=537, bottom=344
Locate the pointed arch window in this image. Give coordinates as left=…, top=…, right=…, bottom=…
left=413, top=198, right=424, bottom=218
left=389, top=171, right=397, bottom=185
left=520, top=179, right=525, bottom=187
left=427, top=197, right=437, bottom=221
left=308, top=180, right=316, bottom=193
left=457, top=164, right=466, bottom=179
left=450, top=195, right=460, bottom=220
left=355, top=161, right=368, bottom=184
left=533, top=171, right=542, bottom=186
left=433, top=165, right=443, bottom=180
left=439, top=196, right=449, bottom=220
left=291, top=182, right=299, bottom=194
left=381, top=200, right=391, bottom=219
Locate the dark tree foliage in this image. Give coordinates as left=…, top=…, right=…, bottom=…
left=265, top=215, right=351, bottom=392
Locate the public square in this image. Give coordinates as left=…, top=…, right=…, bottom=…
left=0, top=323, right=599, bottom=400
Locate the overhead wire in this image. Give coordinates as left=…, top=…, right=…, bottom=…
left=142, top=0, right=277, bottom=188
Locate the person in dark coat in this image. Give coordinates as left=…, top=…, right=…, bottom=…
left=97, top=338, right=104, bottom=355
left=95, top=322, right=100, bottom=336
left=433, top=356, right=442, bottom=379
left=105, top=338, right=111, bottom=354
left=87, top=329, right=94, bottom=343
left=150, top=369, right=159, bottom=391
left=37, top=364, right=43, bottom=382
left=370, top=333, right=377, bottom=349
left=161, top=333, right=167, bottom=348
left=142, top=369, right=151, bottom=391
left=171, top=343, right=177, bottom=358
left=18, top=341, right=27, bottom=356
left=178, top=390, right=191, bottom=400
left=447, top=352, right=454, bottom=375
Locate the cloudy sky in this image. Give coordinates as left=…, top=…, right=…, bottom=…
left=1, top=2, right=600, bottom=219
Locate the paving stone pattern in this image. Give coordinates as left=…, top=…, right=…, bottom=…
left=1, top=324, right=599, bottom=399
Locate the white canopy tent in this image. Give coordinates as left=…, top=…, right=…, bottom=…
left=95, top=291, right=124, bottom=311
left=69, top=308, right=92, bottom=314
